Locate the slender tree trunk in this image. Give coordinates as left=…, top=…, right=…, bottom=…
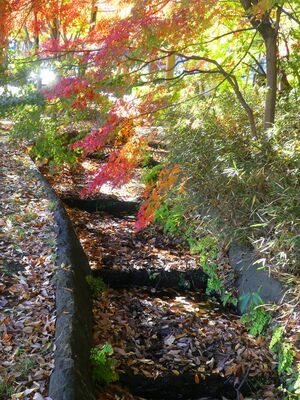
left=90, top=0, right=98, bottom=31
left=33, top=12, right=42, bottom=91
left=227, top=75, right=258, bottom=137
left=34, top=12, right=40, bottom=50
left=79, top=0, right=98, bottom=77
left=0, top=24, right=9, bottom=93
left=24, top=26, right=33, bottom=51
left=239, top=0, right=280, bottom=129
left=263, top=30, right=277, bottom=129
left=51, top=18, right=60, bottom=40
left=0, top=0, right=9, bottom=69
left=165, top=53, right=175, bottom=80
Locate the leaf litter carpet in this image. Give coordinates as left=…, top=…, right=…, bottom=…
left=44, top=158, right=280, bottom=400
left=0, top=132, right=56, bottom=400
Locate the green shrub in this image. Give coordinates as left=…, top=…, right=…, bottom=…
left=154, top=201, right=185, bottom=235
left=286, top=364, right=300, bottom=398
left=142, top=164, right=163, bottom=184
left=270, top=326, right=296, bottom=375
left=241, top=305, right=271, bottom=336
left=240, top=292, right=271, bottom=336
left=269, top=325, right=299, bottom=398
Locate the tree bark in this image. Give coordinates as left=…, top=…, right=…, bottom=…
left=239, top=0, right=279, bottom=129
left=0, top=0, right=9, bottom=68
left=50, top=18, right=60, bottom=40
left=263, top=31, right=277, bottom=128
left=89, top=0, right=98, bottom=32
left=165, top=53, right=176, bottom=80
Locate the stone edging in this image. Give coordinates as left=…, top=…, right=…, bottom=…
left=33, top=167, right=95, bottom=400
left=228, top=241, right=284, bottom=311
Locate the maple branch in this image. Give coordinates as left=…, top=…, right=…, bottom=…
left=156, top=27, right=261, bottom=56
left=278, top=6, right=300, bottom=25
left=11, top=3, right=35, bottom=41
left=243, top=61, right=266, bottom=77
left=126, top=31, right=258, bottom=136
left=133, top=68, right=220, bottom=88
left=123, top=79, right=228, bottom=122
left=176, top=55, right=257, bottom=137
left=126, top=53, right=173, bottom=67
left=203, top=27, right=256, bottom=44
left=248, top=52, right=266, bottom=76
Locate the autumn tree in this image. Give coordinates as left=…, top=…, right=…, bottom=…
left=2, top=0, right=299, bottom=238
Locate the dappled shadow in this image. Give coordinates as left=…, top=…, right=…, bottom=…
left=66, top=207, right=200, bottom=274
left=93, top=288, right=275, bottom=399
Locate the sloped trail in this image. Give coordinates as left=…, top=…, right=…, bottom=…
left=42, top=159, right=280, bottom=400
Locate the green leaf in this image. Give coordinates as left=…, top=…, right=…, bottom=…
left=239, top=293, right=251, bottom=314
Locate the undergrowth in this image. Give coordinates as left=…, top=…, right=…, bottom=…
left=154, top=198, right=237, bottom=307
left=158, top=88, right=300, bottom=275
left=239, top=291, right=271, bottom=336
left=0, top=92, right=94, bottom=169
left=269, top=326, right=300, bottom=398
left=0, top=381, right=13, bottom=399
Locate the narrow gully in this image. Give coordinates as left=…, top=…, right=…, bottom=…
left=62, top=200, right=275, bottom=400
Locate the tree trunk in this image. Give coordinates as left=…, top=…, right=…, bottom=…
left=165, top=53, right=175, bottom=80
left=239, top=0, right=279, bottom=129
left=263, top=30, right=277, bottom=129
left=0, top=0, right=8, bottom=68
left=90, top=1, right=98, bottom=31
left=79, top=0, right=98, bottom=77
left=51, top=18, right=60, bottom=40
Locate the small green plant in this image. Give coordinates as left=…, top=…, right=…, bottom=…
left=191, top=236, right=237, bottom=306
left=86, top=275, right=107, bottom=297
left=47, top=201, right=57, bottom=211
left=18, top=358, right=36, bottom=378
left=269, top=326, right=299, bottom=398
left=239, top=291, right=264, bottom=314
left=22, top=210, right=38, bottom=223
left=154, top=201, right=185, bottom=235
left=270, top=326, right=296, bottom=375
left=242, top=307, right=271, bottom=336
left=241, top=293, right=271, bottom=336
left=203, top=262, right=237, bottom=306
left=269, top=326, right=285, bottom=353
left=148, top=271, right=160, bottom=281
left=154, top=199, right=237, bottom=306
left=188, top=236, right=218, bottom=258
left=0, top=381, right=13, bottom=399
left=286, top=364, right=300, bottom=398
left=90, top=343, right=118, bottom=384
left=142, top=164, right=163, bottom=184
left=178, top=273, right=191, bottom=289
left=278, top=343, right=296, bottom=376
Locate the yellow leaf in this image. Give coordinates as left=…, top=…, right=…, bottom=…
left=252, top=0, right=273, bottom=19
left=172, top=369, right=180, bottom=376
left=194, top=373, right=200, bottom=384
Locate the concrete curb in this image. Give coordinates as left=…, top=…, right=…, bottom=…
left=32, top=166, right=95, bottom=400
